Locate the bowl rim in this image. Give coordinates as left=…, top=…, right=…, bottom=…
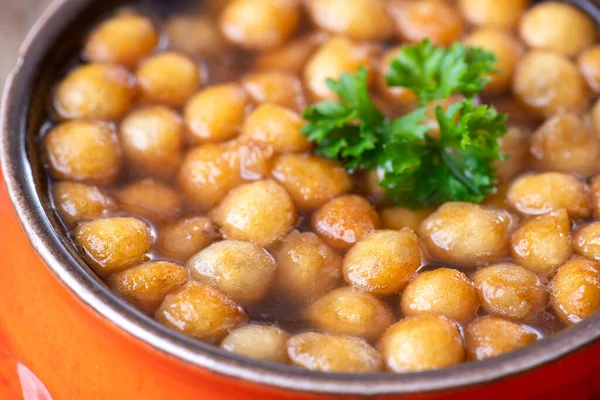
left=3, top=0, right=600, bottom=395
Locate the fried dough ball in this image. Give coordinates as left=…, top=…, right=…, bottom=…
left=226, top=137, right=274, bottom=180
left=419, top=203, right=514, bottom=268
left=116, top=180, right=183, bottom=223
left=166, top=15, right=227, bottom=57
left=463, top=28, right=524, bottom=94
left=343, top=229, right=421, bottom=296
left=184, top=84, right=249, bottom=143
left=495, top=128, right=528, bottom=183
left=177, top=143, right=240, bottom=209
left=108, top=261, right=189, bottom=313
left=83, top=13, right=158, bottom=68
left=510, top=210, right=572, bottom=277
left=52, top=181, right=117, bottom=224
left=136, top=52, right=201, bottom=108
left=380, top=207, right=434, bottom=232
left=44, top=120, right=121, bottom=185
left=287, top=332, right=382, bottom=373
left=593, top=99, right=600, bottom=139
left=376, top=46, right=418, bottom=106
left=519, top=2, right=596, bottom=56
left=120, top=106, right=184, bottom=179
left=54, top=64, right=136, bottom=121
left=465, top=316, right=538, bottom=361
left=274, top=231, right=343, bottom=302
left=241, top=71, right=305, bottom=111
left=304, top=36, right=373, bottom=101
left=307, top=0, right=394, bottom=41
left=155, top=281, right=248, bottom=343
left=219, top=0, right=300, bottom=51
left=188, top=240, right=276, bottom=305
left=592, top=176, right=600, bottom=219
left=255, top=33, right=325, bottom=73
left=74, top=217, right=153, bottom=276
left=271, top=154, right=352, bottom=211
left=459, top=0, right=530, bottom=28
left=158, top=216, right=219, bottom=262
left=379, top=314, right=465, bottom=372
left=312, top=195, right=380, bottom=251
left=305, top=287, right=395, bottom=341
left=513, top=51, right=587, bottom=117
left=507, top=173, right=591, bottom=219
left=574, top=222, right=600, bottom=262
left=551, top=257, right=600, bottom=325
left=210, top=180, right=296, bottom=246
left=387, top=0, right=465, bottom=46
left=400, top=268, right=479, bottom=324
left=473, top=264, right=548, bottom=321
left=221, top=325, right=290, bottom=363
left=578, top=46, right=600, bottom=93
left=241, top=104, right=310, bottom=153
left=530, top=114, right=600, bottom=177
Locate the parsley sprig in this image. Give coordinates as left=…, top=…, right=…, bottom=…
left=301, top=39, right=507, bottom=208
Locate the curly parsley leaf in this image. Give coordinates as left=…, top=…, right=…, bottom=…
left=385, top=39, right=497, bottom=105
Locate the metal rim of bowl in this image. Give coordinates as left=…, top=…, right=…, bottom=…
left=2, top=0, right=600, bottom=396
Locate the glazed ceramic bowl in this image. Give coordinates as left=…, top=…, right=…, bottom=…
left=3, top=0, right=600, bottom=398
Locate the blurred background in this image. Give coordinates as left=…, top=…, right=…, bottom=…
left=1, top=0, right=52, bottom=88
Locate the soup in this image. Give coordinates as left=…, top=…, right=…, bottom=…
left=39, top=0, right=600, bottom=373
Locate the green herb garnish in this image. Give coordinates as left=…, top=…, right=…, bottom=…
left=301, top=39, right=507, bottom=208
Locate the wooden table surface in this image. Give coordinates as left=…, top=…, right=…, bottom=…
left=0, top=0, right=53, bottom=89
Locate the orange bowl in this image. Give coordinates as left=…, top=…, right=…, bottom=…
left=3, top=0, right=600, bottom=399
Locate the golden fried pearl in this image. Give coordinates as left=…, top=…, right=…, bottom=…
left=419, top=202, right=514, bottom=268
left=574, top=222, right=600, bottom=262
left=551, top=257, right=600, bottom=325
left=465, top=316, right=538, bottom=361
left=459, top=0, right=530, bottom=28
left=343, top=229, right=421, bottom=296
left=44, top=120, right=121, bottom=185
left=210, top=179, right=296, bottom=247
left=136, top=52, right=202, bottom=108
left=304, top=36, right=373, bottom=101
left=116, top=179, right=183, bottom=223
left=305, top=287, right=395, bottom=341
left=177, top=143, right=240, bottom=210
left=312, top=195, right=380, bottom=251
left=496, top=128, right=528, bottom=183
left=473, top=263, right=548, bottom=321
left=54, top=63, right=136, bottom=121
left=74, top=217, right=153, bottom=276
left=387, top=0, right=465, bottom=46
left=507, top=173, right=591, bottom=219
left=188, top=240, right=276, bottom=305
left=221, top=325, right=291, bottom=363
left=512, top=51, right=587, bottom=117
left=240, top=103, right=310, bottom=153
left=83, top=13, right=158, bottom=68
left=307, top=0, right=394, bottom=41
left=271, top=154, right=352, bottom=211
left=241, top=71, right=305, bottom=111
left=463, top=28, right=524, bottom=95
left=255, top=32, right=326, bottom=74
left=184, top=84, right=249, bottom=143
left=530, top=114, right=600, bottom=177
left=119, top=106, right=184, bottom=179
left=379, top=314, right=465, bottom=372
left=400, top=268, right=480, bottom=324
left=108, top=261, right=189, bottom=313
left=380, top=207, right=434, bottom=232
left=274, top=231, right=343, bottom=302
left=52, top=181, right=117, bottom=224
left=158, top=216, right=219, bottom=262
left=519, top=2, right=596, bottom=56
left=578, top=46, right=600, bottom=93
left=220, top=0, right=301, bottom=51
left=155, top=281, right=248, bottom=343
left=287, top=332, right=382, bottom=373
left=166, top=15, right=227, bottom=58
